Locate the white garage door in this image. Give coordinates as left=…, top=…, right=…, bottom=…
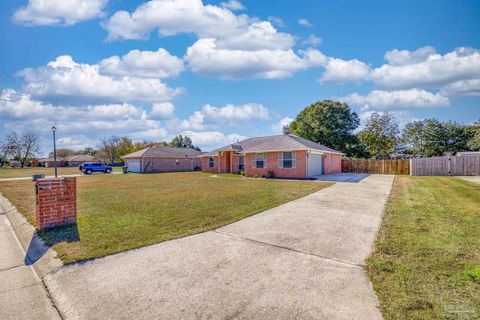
left=307, top=153, right=323, bottom=177
left=127, top=160, right=141, bottom=173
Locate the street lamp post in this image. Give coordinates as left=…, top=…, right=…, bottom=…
left=51, top=126, right=57, bottom=178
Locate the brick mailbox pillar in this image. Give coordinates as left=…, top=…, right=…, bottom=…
left=35, top=177, right=77, bottom=230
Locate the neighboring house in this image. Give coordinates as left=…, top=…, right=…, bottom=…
left=38, top=154, right=98, bottom=167
left=122, top=146, right=204, bottom=173
left=199, top=134, right=344, bottom=179
left=39, top=157, right=66, bottom=168
left=65, top=155, right=98, bottom=167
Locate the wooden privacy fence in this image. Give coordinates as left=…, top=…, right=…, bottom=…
left=341, top=159, right=410, bottom=175
left=410, top=155, right=480, bottom=176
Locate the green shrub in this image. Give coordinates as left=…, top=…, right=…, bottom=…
left=266, top=170, right=275, bottom=178
left=467, top=266, right=480, bottom=283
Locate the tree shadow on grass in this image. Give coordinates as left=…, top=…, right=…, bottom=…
left=25, top=223, right=79, bottom=265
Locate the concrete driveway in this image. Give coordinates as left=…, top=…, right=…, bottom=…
left=44, top=174, right=394, bottom=320
left=459, top=176, right=480, bottom=184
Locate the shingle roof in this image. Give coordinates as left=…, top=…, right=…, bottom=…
left=66, top=155, right=97, bottom=162
left=200, top=134, right=344, bottom=157
left=122, top=146, right=204, bottom=159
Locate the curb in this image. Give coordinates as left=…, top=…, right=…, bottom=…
left=0, top=193, right=63, bottom=279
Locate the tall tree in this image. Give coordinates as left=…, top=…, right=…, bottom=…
left=48, top=148, right=75, bottom=158
left=1, top=134, right=17, bottom=166
left=358, top=112, right=399, bottom=158
left=6, top=131, right=40, bottom=167
left=98, top=136, right=123, bottom=164
left=467, top=120, right=480, bottom=150
left=401, top=119, right=473, bottom=156
left=289, top=100, right=360, bottom=156
left=169, top=135, right=201, bottom=151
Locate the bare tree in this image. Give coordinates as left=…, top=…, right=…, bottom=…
left=20, top=131, right=41, bottom=167
left=4, top=131, right=40, bottom=167
left=1, top=134, right=17, bottom=166
left=98, top=136, right=122, bottom=164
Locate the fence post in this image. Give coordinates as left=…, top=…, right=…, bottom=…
left=447, top=156, right=452, bottom=176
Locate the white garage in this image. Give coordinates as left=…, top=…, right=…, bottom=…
left=126, top=160, right=141, bottom=173
left=307, top=152, right=324, bottom=177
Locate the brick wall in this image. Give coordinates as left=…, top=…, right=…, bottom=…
left=35, top=177, right=77, bottom=230
left=201, top=156, right=217, bottom=173
left=323, top=154, right=342, bottom=175
left=245, top=151, right=307, bottom=179
left=142, top=157, right=202, bottom=173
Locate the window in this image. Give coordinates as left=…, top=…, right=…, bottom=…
left=253, top=153, right=266, bottom=168
left=279, top=152, right=296, bottom=168
left=209, top=157, right=215, bottom=168
left=238, top=156, right=245, bottom=170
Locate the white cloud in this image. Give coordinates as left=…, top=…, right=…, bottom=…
left=0, top=89, right=171, bottom=151
left=384, top=46, right=437, bottom=66
left=302, top=34, right=322, bottom=47
left=319, top=57, right=370, bottom=84
left=13, top=0, right=107, bottom=26
left=99, top=48, right=184, bottom=79
left=0, top=89, right=255, bottom=152
left=150, top=102, right=175, bottom=119
left=103, top=0, right=250, bottom=41
left=0, top=89, right=146, bottom=122
left=340, top=89, right=450, bottom=110
left=370, top=47, right=480, bottom=89
left=178, top=103, right=270, bottom=130
left=18, top=55, right=183, bottom=104
left=440, top=78, right=480, bottom=96
left=220, top=0, right=245, bottom=11
left=103, top=0, right=331, bottom=80
left=202, top=103, right=269, bottom=120
left=272, top=116, right=293, bottom=134
left=185, top=38, right=325, bottom=79
left=267, top=16, right=285, bottom=28
left=298, top=18, right=313, bottom=27
left=183, top=130, right=247, bottom=149
left=216, top=21, right=294, bottom=51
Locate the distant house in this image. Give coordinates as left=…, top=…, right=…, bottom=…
left=38, top=155, right=98, bottom=167
left=199, top=134, right=344, bottom=179
left=65, top=155, right=98, bottom=167
left=122, top=146, right=204, bottom=173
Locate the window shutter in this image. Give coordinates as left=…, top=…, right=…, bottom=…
left=252, top=154, right=256, bottom=168
left=264, top=153, right=267, bottom=168
left=278, top=152, right=282, bottom=168
left=292, top=151, right=296, bottom=168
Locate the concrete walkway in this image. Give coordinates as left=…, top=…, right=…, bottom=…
left=43, top=174, right=394, bottom=320
left=0, top=207, right=60, bottom=319
left=459, top=176, right=480, bottom=184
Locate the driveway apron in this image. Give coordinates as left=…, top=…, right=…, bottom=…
left=45, top=174, right=394, bottom=320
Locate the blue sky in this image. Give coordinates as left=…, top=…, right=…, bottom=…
left=1, top=0, right=479, bottom=154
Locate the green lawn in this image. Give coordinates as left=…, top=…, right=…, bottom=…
left=0, top=172, right=331, bottom=264
left=0, top=166, right=121, bottom=179
left=367, top=176, right=480, bottom=320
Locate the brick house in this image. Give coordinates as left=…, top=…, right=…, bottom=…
left=199, top=134, right=343, bottom=179
left=122, top=146, right=204, bottom=173
left=65, top=155, right=98, bottom=167
left=38, top=154, right=98, bottom=167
